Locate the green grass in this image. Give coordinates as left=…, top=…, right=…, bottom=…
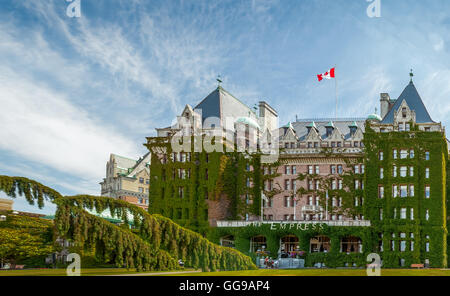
left=2, top=268, right=450, bottom=276
left=166, top=268, right=450, bottom=277
left=0, top=268, right=193, bottom=276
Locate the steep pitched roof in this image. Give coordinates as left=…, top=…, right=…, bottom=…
left=193, top=86, right=256, bottom=127
left=381, top=81, right=434, bottom=124
left=112, top=154, right=137, bottom=170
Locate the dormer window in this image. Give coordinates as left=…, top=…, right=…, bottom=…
left=325, top=121, right=334, bottom=138
left=402, top=107, right=407, bottom=118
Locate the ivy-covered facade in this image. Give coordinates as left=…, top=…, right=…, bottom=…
left=146, top=79, right=450, bottom=268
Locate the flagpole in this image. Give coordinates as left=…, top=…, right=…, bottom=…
left=335, top=65, right=338, bottom=120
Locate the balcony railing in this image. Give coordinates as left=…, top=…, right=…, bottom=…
left=216, top=220, right=371, bottom=228
left=301, top=205, right=323, bottom=213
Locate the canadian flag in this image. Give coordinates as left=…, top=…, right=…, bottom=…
left=317, top=67, right=335, bottom=82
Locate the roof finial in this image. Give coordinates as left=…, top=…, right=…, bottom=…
left=410, top=69, right=414, bottom=82
left=216, top=75, right=223, bottom=87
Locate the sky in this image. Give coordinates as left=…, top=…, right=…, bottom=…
left=0, top=0, right=450, bottom=214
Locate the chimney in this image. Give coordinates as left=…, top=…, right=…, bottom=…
left=380, top=93, right=391, bottom=119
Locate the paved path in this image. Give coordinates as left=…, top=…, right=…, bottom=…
left=111, top=270, right=202, bottom=276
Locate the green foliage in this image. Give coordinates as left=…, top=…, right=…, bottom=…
left=146, top=137, right=281, bottom=232
left=0, top=175, right=256, bottom=272
left=0, top=215, right=54, bottom=266
left=363, top=123, right=448, bottom=268
left=209, top=224, right=371, bottom=268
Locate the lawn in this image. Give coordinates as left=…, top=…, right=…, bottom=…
left=1, top=268, right=450, bottom=276
left=167, top=268, right=450, bottom=277
left=0, top=268, right=196, bottom=276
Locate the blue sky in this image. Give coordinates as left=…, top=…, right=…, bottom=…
left=1, top=0, right=450, bottom=214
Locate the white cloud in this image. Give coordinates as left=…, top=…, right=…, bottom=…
left=0, top=67, right=140, bottom=181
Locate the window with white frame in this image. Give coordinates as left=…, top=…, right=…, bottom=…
left=410, top=208, right=414, bottom=220
left=426, top=209, right=430, bottom=221
left=308, top=165, right=313, bottom=174
left=393, top=149, right=398, bottom=159
left=400, top=208, right=407, bottom=219
left=410, top=149, right=415, bottom=158
left=400, top=166, right=407, bottom=177
left=425, top=186, right=430, bottom=199
left=409, top=167, right=414, bottom=177
left=330, top=165, right=336, bottom=174
left=400, top=150, right=408, bottom=159
left=400, top=185, right=408, bottom=198
left=338, top=179, right=343, bottom=189
left=379, top=151, right=384, bottom=161
left=393, top=166, right=397, bottom=177
left=315, top=165, right=320, bottom=174
left=425, top=168, right=430, bottom=179
left=285, top=166, right=291, bottom=175
left=409, top=185, right=414, bottom=197
left=393, top=185, right=398, bottom=198
left=380, top=168, right=384, bottom=179
left=378, top=186, right=384, bottom=198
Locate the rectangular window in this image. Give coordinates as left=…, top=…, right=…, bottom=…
left=410, top=208, right=414, bottom=220
left=409, top=167, right=414, bottom=177
left=409, top=185, right=415, bottom=197
left=410, top=149, right=415, bottom=158
left=400, top=150, right=408, bottom=159
left=292, top=166, right=297, bottom=175
left=393, top=166, right=397, bottom=177
left=337, top=165, right=343, bottom=175
left=361, top=165, right=365, bottom=174
left=292, top=180, right=296, bottom=191
left=338, top=179, right=343, bottom=190
left=138, top=187, right=144, bottom=193
left=380, top=168, right=384, bottom=179
left=332, top=179, right=337, bottom=190
left=425, top=186, right=430, bottom=199
left=308, top=196, right=313, bottom=206
left=400, top=241, right=406, bottom=252
left=139, top=177, right=144, bottom=184
left=426, top=210, right=430, bottom=221
left=400, top=166, right=407, bottom=177
left=308, top=165, right=313, bottom=174
left=285, top=166, right=291, bottom=175
left=378, top=186, right=384, bottom=199
left=425, top=151, right=430, bottom=160
left=379, top=209, right=383, bottom=220
left=393, top=185, right=398, bottom=198
left=354, top=165, right=360, bottom=174
left=425, top=168, right=430, bottom=179
left=379, top=151, right=384, bottom=161
left=284, top=179, right=290, bottom=190
left=331, top=165, right=336, bottom=174
left=315, top=165, right=320, bottom=174
left=400, top=208, right=407, bottom=219
left=179, top=187, right=184, bottom=198
left=393, top=149, right=398, bottom=159
left=355, top=180, right=360, bottom=190
left=400, top=185, right=408, bottom=198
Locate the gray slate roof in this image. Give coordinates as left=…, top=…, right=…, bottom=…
left=194, top=86, right=257, bottom=127
left=381, top=81, right=434, bottom=124
left=280, top=119, right=366, bottom=141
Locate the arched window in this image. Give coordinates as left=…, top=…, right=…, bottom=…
left=310, top=236, right=331, bottom=253
left=340, top=236, right=362, bottom=253
left=220, top=235, right=235, bottom=248
left=281, top=235, right=299, bottom=254
left=250, top=236, right=267, bottom=253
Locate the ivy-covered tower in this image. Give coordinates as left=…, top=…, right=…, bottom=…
left=364, top=77, right=448, bottom=268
